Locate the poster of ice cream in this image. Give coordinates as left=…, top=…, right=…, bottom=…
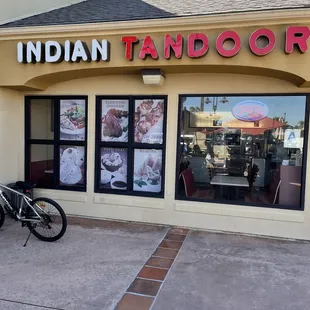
left=134, top=99, right=164, bottom=144
left=100, top=148, right=128, bottom=190
left=60, top=100, right=86, bottom=141
left=101, top=100, right=129, bottom=142
left=60, top=146, right=85, bottom=186
left=133, top=149, right=162, bottom=193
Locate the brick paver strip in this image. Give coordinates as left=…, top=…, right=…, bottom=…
left=159, top=240, right=183, bottom=250
left=114, top=227, right=190, bottom=310
left=153, top=248, right=179, bottom=259
left=127, top=278, right=161, bottom=296
left=146, top=257, right=174, bottom=269
left=115, top=294, right=154, bottom=310
left=165, top=233, right=187, bottom=242
left=138, top=266, right=168, bottom=281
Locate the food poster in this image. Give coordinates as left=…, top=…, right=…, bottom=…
left=100, top=148, right=128, bottom=190
left=60, top=146, right=85, bottom=186
left=134, top=99, right=164, bottom=144
left=133, top=149, right=163, bottom=193
left=60, top=100, right=86, bottom=141
left=101, top=100, right=129, bottom=142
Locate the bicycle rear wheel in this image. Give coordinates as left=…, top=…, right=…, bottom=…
left=0, top=205, right=5, bottom=228
left=26, top=197, right=67, bottom=242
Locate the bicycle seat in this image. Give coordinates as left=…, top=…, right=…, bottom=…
left=15, top=181, right=36, bottom=191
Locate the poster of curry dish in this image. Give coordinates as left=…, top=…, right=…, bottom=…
left=60, top=100, right=86, bottom=140
left=133, top=149, right=162, bottom=193
left=101, top=100, right=129, bottom=142
left=134, top=99, right=164, bottom=144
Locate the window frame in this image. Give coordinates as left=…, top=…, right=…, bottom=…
left=25, top=95, right=88, bottom=192
left=95, top=95, right=168, bottom=198
left=175, top=93, right=310, bottom=211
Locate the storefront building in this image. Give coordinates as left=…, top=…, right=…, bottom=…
left=1, top=1, right=310, bottom=240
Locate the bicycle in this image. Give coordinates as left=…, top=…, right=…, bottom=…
left=0, top=182, right=67, bottom=246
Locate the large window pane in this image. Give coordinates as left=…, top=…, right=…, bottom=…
left=30, top=99, right=54, bottom=140
left=177, top=95, right=307, bottom=209
left=26, top=96, right=87, bottom=191
left=30, top=144, right=54, bottom=188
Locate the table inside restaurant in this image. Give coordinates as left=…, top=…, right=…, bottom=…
left=210, top=175, right=249, bottom=199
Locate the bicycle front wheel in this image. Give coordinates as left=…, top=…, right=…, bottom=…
left=26, top=197, right=67, bottom=242
left=0, top=205, right=5, bottom=228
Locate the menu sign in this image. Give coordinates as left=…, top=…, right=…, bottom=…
left=60, top=100, right=86, bottom=141
left=101, top=100, right=129, bottom=142
left=60, top=146, right=85, bottom=185
left=100, top=148, right=128, bottom=190
left=133, top=149, right=162, bottom=193
left=134, top=99, right=164, bottom=144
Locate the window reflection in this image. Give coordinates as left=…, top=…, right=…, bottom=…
left=178, top=95, right=306, bottom=209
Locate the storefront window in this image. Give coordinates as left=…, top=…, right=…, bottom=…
left=176, top=95, right=308, bottom=210
left=25, top=97, right=88, bottom=191
left=95, top=96, right=167, bottom=197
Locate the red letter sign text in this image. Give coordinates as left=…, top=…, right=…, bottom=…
left=164, top=34, right=183, bottom=59
left=122, top=36, right=139, bottom=61
left=187, top=33, right=209, bottom=58
left=249, top=28, right=276, bottom=56
left=285, top=26, right=310, bottom=54
left=216, top=31, right=241, bottom=58
left=139, top=36, right=159, bottom=60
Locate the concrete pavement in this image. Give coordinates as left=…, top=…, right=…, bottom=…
left=154, top=231, right=310, bottom=310
left=1, top=217, right=310, bottom=310
left=0, top=217, right=168, bottom=310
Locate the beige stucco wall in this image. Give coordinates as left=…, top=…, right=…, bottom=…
left=0, top=88, right=23, bottom=183
left=0, top=10, right=310, bottom=239
left=0, top=0, right=84, bottom=25
left=4, top=72, right=305, bottom=241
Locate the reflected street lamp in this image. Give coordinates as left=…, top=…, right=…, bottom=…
left=203, top=96, right=229, bottom=114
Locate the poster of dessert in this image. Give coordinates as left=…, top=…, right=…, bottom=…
left=100, top=148, right=128, bottom=190
left=134, top=99, right=164, bottom=144
left=133, top=149, right=163, bottom=193
left=60, top=146, right=85, bottom=186
left=101, top=100, right=129, bottom=142
left=60, top=100, right=86, bottom=141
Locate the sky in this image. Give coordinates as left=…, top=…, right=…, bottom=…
left=183, top=95, right=306, bottom=126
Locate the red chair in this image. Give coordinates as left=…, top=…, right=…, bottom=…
left=181, top=168, right=215, bottom=199
left=245, top=170, right=281, bottom=205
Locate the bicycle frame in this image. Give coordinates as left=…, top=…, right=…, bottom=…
left=0, top=183, right=48, bottom=223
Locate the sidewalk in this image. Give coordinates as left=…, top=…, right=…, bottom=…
left=1, top=217, right=310, bottom=310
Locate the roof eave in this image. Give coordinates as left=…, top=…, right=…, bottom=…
left=0, top=8, right=310, bottom=40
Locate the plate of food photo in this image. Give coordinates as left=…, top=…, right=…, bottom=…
left=60, top=101, right=85, bottom=135
left=101, top=108, right=128, bottom=142
left=134, top=100, right=164, bottom=144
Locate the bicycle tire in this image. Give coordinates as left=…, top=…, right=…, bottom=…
left=26, top=197, right=67, bottom=242
left=0, top=205, right=5, bottom=228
